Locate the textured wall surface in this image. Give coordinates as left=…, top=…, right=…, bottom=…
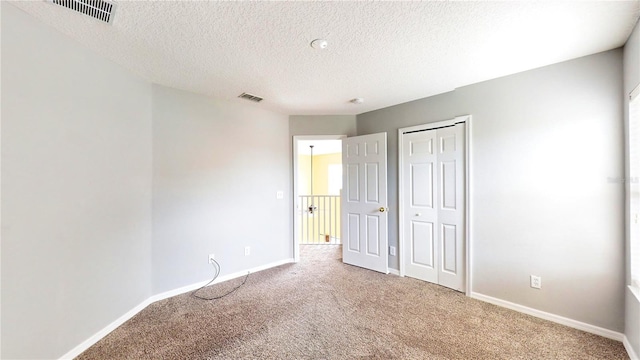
left=358, top=50, right=625, bottom=332
left=1, top=4, right=153, bottom=358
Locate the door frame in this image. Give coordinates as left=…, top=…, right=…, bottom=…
left=292, top=135, right=346, bottom=262
left=397, top=115, right=472, bottom=295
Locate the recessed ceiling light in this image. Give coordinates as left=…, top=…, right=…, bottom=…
left=350, top=98, right=364, bottom=104
left=310, top=39, right=328, bottom=50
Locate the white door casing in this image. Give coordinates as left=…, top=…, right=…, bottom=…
left=342, top=133, right=388, bottom=273
left=400, top=119, right=466, bottom=292
left=292, top=135, right=346, bottom=262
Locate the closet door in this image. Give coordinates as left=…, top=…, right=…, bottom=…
left=436, top=123, right=465, bottom=291
left=401, top=122, right=465, bottom=292
left=402, top=130, right=438, bottom=283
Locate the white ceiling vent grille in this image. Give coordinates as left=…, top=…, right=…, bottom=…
left=238, top=93, right=264, bottom=103
left=47, top=0, right=116, bottom=24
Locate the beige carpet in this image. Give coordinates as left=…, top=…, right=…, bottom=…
left=77, top=245, right=628, bottom=359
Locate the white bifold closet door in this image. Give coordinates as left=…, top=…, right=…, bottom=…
left=402, top=123, right=465, bottom=291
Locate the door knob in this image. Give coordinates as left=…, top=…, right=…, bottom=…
left=379, top=207, right=387, bottom=213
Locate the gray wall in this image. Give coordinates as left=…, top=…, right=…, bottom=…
left=152, top=85, right=291, bottom=294
left=1, top=3, right=153, bottom=359
left=1, top=4, right=293, bottom=358
left=624, top=19, right=640, bottom=356
left=290, top=115, right=357, bottom=137
left=358, top=50, right=625, bottom=332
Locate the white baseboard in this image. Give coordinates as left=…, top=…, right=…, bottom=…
left=149, top=258, right=295, bottom=303
left=625, top=336, right=640, bottom=360
left=59, top=299, right=153, bottom=359
left=387, top=268, right=400, bottom=276
left=470, top=292, right=624, bottom=342
left=59, top=258, right=295, bottom=360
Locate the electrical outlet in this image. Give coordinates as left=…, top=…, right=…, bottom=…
left=530, top=275, right=541, bottom=289
left=208, top=253, right=215, bottom=264
left=276, top=191, right=284, bottom=200
left=244, top=246, right=251, bottom=256
left=389, top=246, right=396, bottom=256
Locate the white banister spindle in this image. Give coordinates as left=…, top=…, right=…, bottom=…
left=298, top=195, right=341, bottom=245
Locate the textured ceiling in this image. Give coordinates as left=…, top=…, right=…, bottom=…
left=7, top=1, right=640, bottom=115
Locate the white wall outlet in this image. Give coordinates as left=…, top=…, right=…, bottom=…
left=276, top=191, right=284, bottom=199
left=530, top=275, right=541, bottom=289
left=244, top=246, right=251, bottom=256
left=389, top=246, right=396, bottom=256
left=208, top=253, right=215, bottom=264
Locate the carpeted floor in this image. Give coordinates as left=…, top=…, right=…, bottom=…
left=77, top=245, right=628, bottom=359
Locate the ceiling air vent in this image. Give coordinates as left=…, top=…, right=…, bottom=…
left=47, top=0, right=116, bottom=24
left=238, top=93, right=264, bottom=103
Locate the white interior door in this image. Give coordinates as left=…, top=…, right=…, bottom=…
left=403, top=130, right=439, bottom=283
left=436, top=124, right=465, bottom=291
left=342, top=133, right=388, bottom=273
left=402, top=123, right=465, bottom=291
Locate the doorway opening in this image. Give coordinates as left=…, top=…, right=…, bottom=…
left=293, top=135, right=345, bottom=262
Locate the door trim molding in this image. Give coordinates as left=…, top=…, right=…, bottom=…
left=292, top=135, right=346, bottom=262
left=624, top=336, right=639, bottom=360
left=397, top=115, right=472, bottom=295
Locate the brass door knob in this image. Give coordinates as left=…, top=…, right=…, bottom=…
left=379, top=207, right=387, bottom=213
